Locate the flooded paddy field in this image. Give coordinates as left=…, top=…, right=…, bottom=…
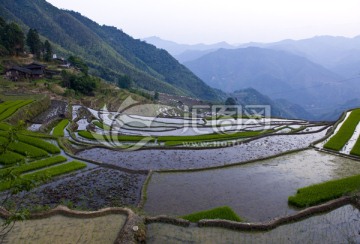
left=7, top=167, right=146, bottom=210
left=76, top=130, right=327, bottom=171
left=144, top=149, right=360, bottom=221
left=147, top=205, right=360, bottom=244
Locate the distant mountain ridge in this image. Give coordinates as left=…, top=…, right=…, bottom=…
left=0, top=0, right=223, bottom=102
left=184, top=47, right=360, bottom=115
left=230, top=88, right=314, bottom=120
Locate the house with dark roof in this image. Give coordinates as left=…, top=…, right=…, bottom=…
left=5, top=62, right=48, bottom=81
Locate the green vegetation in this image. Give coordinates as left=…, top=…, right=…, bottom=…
left=0, top=151, right=24, bottom=165
left=52, top=119, right=69, bottom=137
left=288, top=174, right=360, bottom=208
left=78, top=129, right=269, bottom=144
left=17, top=135, right=60, bottom=154
left=0, top=156, right=67, bottom=175
left=22, top=161, right=86, bottom=180
left=324, top=109, right=360, bottom=151
left=61, top=71, right=98, bottom=96
left=182, top=206, right=242, bottom=223
left=0, top=1, right=223, bottom=101
left=7, top=140, right=48, bottom=158
left=350, top=137, right=360, bottom=156
left=0, top=100, right=33, bottom=121
left=0, top=17, right=24, bottom=56
left=0, top=161, right=86, bottom=192
left=93, top=121, right=111, bottom=130
left=158, top=130, right=270, bottom=142
left=78, top=130, right=152, bottom=142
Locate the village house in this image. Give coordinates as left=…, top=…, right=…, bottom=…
left=5, top=62, right=60, bottom=81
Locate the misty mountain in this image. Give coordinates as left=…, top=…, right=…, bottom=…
left=239, top=35, right=360, bottom=77
left=230, top=88, right=314, bottom=120
left=143, top=36, right=235, bottom=56
left=0, top=0, right=223, bottom=101
left=184, top=47, right=360, bottom=115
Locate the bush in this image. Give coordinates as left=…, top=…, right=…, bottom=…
left=288, top=174, right=360, bottom=208
left=182, top=206, right=242, bottom=222
left=17, top=134, right=60, bottom=154
left=53, top=119, right=69, bottom=137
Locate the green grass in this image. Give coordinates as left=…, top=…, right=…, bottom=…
left=0, top=155, right=67, bottom=175
left=78, top=130, right=153, bottom=142
left=350, top=136, right=360, bottom=156
left=324, top=109, right=360, bottom=151
left=7, top=140, right=48, bottom=158
left=0, top=122, right=12, bottom=131
left=0, top=100, right=33, bottom=121
left=288, top=174, right=360, bottom=208
left=158, top=130, right=270, bottom=142
left=17, top=135, right=60, bottom=154
left=0, top=161, right=86, bottom=191
left=22, top=161, right=86, bottom=180
left=52, top=119, right=69, bottom=137
left=0, top=151, right=25, bottom=165
left=181, top=206, right=242, bottom=222
left=93, top=120, right=111, bottom=130
left=78, top=129, right=269, bottom=144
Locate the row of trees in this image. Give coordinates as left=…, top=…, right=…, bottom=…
left=0, top=17, right=52, bottom=60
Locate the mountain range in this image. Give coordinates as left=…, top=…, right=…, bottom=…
left=0, top=0, right=223, bottom=102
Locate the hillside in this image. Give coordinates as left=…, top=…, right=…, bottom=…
left=230, top=88, right=314, bottom=120
left=0, top=0, right=223, bottom=102
left=183, top=47, right=360, bottom=115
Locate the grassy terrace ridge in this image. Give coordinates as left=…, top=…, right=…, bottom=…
left=0, top=161, right=87, bottom=192
left=17, top=134, right=60, bottom=154
left=324, top=109, right=360, bottom=151
left=0, top=122, right=12, bottom=131
left=78, top=129, right=271, bottom=143
left=93, top=121, right=111, bottom=131
left=350, top=133, right=360, bottom=156
left=0, top=156, right=67, bottom=175
left=182, top=206, right=242, bottom=222
left=288, top=174, right=360, bottom=208
left=0, top=100, right=34, bottom=121
left=7, top=140, right=48, bottom=159
left=0, top=151, right=24, bottom=165
left=53, top=119, right=69, bottom=137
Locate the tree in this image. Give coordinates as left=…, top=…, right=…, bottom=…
left=225, top=97, right=237, bottom=105
left=26, top=29, right=42, bottom=58
left=117, top=75, right=132, bottom=89
left=154, top=91, right=159, bottom=100
left=68, top=56, right=88, bottom=75
left=1, top=23, right=25, bottom=56
left=43, top=40, right=52, bottom=62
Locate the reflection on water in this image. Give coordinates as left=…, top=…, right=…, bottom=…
left=147, top=205, right=360, bottom=244
left=144, top=149, right=360, bottom=221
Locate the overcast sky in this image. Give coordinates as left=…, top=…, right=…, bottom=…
left=46, top=0, right=360, bottom=44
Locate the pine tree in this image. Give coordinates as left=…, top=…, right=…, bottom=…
left=43, top=40, right=52, bottom=62
left=2, top=23, right=25, bottom=56
left=26, top=28, right=42, bottom=58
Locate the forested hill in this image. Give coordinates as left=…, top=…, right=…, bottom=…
left=0, top=0, right=223, bottom=102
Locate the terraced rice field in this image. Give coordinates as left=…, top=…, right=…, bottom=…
left=322, top=109, right=360, bottom=157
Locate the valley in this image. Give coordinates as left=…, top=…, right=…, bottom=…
left=0, top=0, right=360, bottom=243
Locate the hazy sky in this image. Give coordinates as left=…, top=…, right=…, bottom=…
left=46, top=0, right=360, bottom=44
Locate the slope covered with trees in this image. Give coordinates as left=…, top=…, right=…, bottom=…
left=0, top=0, right=223, bottom=101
